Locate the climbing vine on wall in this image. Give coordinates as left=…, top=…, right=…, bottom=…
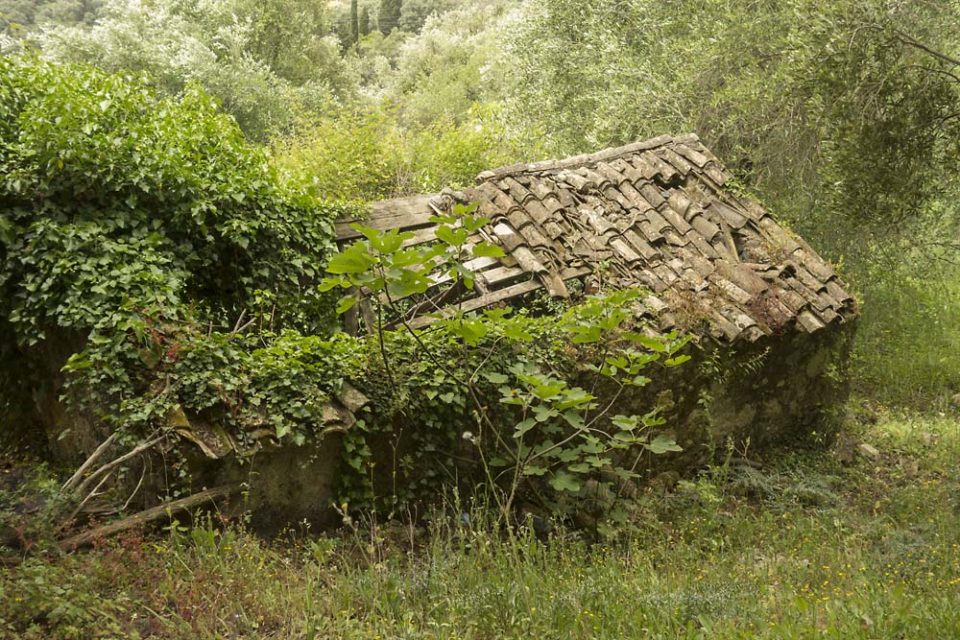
left=0, top=57, right=345, bottom=448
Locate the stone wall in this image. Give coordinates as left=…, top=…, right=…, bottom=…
left=20, top=321, right=855, bottom=532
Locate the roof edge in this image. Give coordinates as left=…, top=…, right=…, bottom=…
left=475, top=133, right=700, bottom=183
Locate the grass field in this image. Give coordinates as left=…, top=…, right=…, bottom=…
left=2, top=407, right=959, bottom=639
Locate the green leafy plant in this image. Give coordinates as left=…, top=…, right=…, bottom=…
left=0, top=57, right=351, bottom=521
left=322, top=202, right=690, bottom=526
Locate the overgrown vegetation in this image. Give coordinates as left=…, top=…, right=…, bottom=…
left=322, top=209, right=691, bottom=525
left=1, top=0, right=959, bottom=635
left=0, top=57, right=346, bottom=464
left=3, top=411, right=959, bottom=638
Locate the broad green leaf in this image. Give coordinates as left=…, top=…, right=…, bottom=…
left=665, top=354, right=692, bottom=367
left=646, top=435, right=683, bottom=454
left=610, top=415, right=639, bottom=431
left=483, top=371, right=509, bottom=384
left=336, top=294, right=357, bottom=314
left=562, top=410, right=585, bottom=429
left=326, top=244, right=375, bottom=275
left=532, top=381, right=565, bottom=400
left=504, top=324, right=534, bottom=342
left=350, top=224, right=383, bottom=243
left=568, top=325, right=603, bottom=344
left=454, top=319, right=487, bottom=346
left=319, top=276, right=349, bottom=292
left=514, top=417, right=537, bottom=438
left=522, top=464, right=548, bottom=476
left=435, top=225, right=469, bottom=246
left=624, top=332, right=668, bottom=352
left=472, top=241, right=506, bottom=258
left=533, top=405, right=556, bottom=422
left=550, top=471, right=581, bottom=493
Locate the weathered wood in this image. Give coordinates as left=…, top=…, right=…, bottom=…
left=343, top=300, right=360, bottom=335
left=59, top=486, right=240, bottom=550
left=479, top=265, right=526, bottom=286
left=336, top=195, right=439, bottom=240
left=359, top=300, right=376, bottom=332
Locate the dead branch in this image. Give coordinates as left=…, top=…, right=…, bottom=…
left=231, top=309, right=247, bottom=334
left=62, top=432, right=119, bottom=493
left=58, top=471, right=115, bottom=534
left=59, top=485, right=240, bottom=551
left=73, top=434, right=167, bottom=498
left=121, top=461, right=148, bottom=512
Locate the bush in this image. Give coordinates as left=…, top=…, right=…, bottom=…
left=274, top=104, right=530, bottom=202
left=0, top=57, right=342, bottom=445
left=851, top=261, right=960, bottom=407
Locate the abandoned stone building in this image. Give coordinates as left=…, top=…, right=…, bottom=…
left=334, top=133, right=859, bottom=448
left=220, top=133, right=860, bottom=528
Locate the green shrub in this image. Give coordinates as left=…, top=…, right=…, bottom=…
left=851, top=261, right=960, bottom=407
left=0, top=57, right=342, bottom=444
left=275, top=104, right=529, bottom=202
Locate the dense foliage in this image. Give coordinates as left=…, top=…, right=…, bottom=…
left=507, top=0, right=960, bottom=239
left=0, top=0, right=957, bottom=519
left=1, top=1, right=959, bottom=635
left=35, top=0, right=355, bottom=139
left=321, top=211, right=689, bottom=521
left=0, top=57, right=341, bottom=445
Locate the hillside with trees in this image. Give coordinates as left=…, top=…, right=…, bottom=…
left=1, top=0, right=959, bottom=637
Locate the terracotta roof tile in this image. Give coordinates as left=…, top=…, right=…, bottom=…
left=337, top=134, right=857, bottom=342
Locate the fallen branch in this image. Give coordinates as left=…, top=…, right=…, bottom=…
left=57, top=471, right=115, bottom=535
left=62, top=432, right=119, bottom=493
left=59, top=485, right=240, bottom=551
left=73, top=434, right=167, bottom=498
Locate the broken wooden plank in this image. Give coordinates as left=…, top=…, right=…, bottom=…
left=336, top=195, right=439, bottom=240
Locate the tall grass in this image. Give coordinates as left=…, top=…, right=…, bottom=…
left=851, top=260, right=960, bottom=408
left=3, top=413, right=960, bottom=638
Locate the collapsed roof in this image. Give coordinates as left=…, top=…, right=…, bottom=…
left=335, top=134, right=857, bottom=342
